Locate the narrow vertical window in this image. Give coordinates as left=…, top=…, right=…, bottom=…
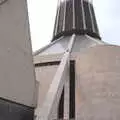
left=58, top=89, right=64, bottom=119
left=69, top=61, right=75, bottom=119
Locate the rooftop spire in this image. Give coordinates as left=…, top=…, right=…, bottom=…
left=52, top=0, right=100, bottom=41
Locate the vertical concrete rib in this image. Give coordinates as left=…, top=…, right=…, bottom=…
left=57, top=1, right=65, bottom=34
left=62, top=0, right=67, bottom=31
left=83, top=0, right=93, bottom=31
left=89, top=2, right=99, bottom=34
left=81, top=0, right=86, bottom=30
left=65, top=0, right=73, bottom=31
left=54, top=0, right=61, bottom=36
left=88, top=2, right=95, bottom=32
left=74, top=0, right=84, bottom=30
left=73, top=0, right=75, bottom=29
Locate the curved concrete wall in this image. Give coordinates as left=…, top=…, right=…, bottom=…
left=76, top=45, right=120, bottom=120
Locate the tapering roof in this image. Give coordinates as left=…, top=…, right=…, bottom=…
left=34, top=0, right=104, bottom=56
left=52, top=0, right=100, bottom=41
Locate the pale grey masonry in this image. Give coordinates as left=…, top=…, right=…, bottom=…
left=76, top=45, right=120, bottom=120
left=0, top=0, right=36, bottom=107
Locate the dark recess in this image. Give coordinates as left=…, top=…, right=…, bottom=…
left=75, top=0, right=83, bottom=30
left=69, top=60, right=75, bottom=119
left=0, top=98, right=34, bottom=120
left=58, top=89, right=64, bottom=119
left=35, top=61, right=60, bottom=67
left=65, top=0, right=73, bottom=31
left=83, top=1, right=93, bottom=30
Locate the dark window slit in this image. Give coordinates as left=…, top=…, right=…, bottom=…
left=58, top=88, right=64, bottom=119
left=69, top=60, right=75, bottom=119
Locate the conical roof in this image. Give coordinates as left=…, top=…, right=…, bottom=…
left=34, top=35, right=104, bottom=56
left=34, top=0, right=104, bottom=56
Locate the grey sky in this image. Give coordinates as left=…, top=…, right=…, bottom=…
left=27, top=0, right=120, bottom=51
left=94, top=0, right=120, bottom=45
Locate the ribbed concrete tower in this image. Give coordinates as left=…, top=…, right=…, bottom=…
left=34, top=0, right=120, bottom=120
left=53, top=0, right=100, bottom=41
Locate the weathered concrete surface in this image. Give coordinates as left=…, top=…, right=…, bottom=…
left=0, top=0, right=36, bottom=107
left=35, top=65, right=58, bottom=119
left=34, top=53, right=63, bottom=64
left=76, top=45, right=120, bottom=120
left=35, top=65, right=58, bottom=108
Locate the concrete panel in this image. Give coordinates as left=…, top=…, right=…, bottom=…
left=0, top=0, right=36, bottom=107
left=76, top=45, right=120, bottom=120
left=34, top=53, right=63, bottom=64
left=35, top=65, right=58, bottom=118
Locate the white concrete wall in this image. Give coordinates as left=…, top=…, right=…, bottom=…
left=0, top=0, right=36, bottom=107
left=35, top=65, right=58, bottom=107
left=35, top=65, right=58, bottom=118
left=76, top=45, right=120, bottom=120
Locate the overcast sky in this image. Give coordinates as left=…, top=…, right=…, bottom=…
left=27, top=0, right=120, bottom=51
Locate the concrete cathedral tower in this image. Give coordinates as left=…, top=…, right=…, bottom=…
left=34, top=0, right=120, bottom=120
